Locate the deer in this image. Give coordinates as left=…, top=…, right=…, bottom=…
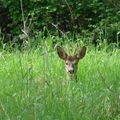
left=57, top=46, right=86, bottom=81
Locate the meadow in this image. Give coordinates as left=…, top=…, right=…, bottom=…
left=0, top=41, right=120, bottom=120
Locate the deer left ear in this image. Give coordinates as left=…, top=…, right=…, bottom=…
left=76, top=46, right=86, bottom=60
left=57, top=46, right=68, bottom=60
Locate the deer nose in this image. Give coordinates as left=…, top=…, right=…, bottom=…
left=69, top=69, right=74, bottom=74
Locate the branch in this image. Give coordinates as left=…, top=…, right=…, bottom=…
left=64, top=0, right=74, bottom=25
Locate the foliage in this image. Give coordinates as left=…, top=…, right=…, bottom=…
left=0, top=43, right=120, bottom=119
left=0, top=0, right=120, bottom=44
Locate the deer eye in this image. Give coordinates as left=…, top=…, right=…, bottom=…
left=66, top=62, right=69, bottom=65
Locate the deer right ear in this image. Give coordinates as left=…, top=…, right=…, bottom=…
left=57, top=46, right=67, bottom=60
left=76, top=46, right=86, bottom=60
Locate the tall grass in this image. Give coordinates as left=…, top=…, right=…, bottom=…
left=0, top=39, right=120, bottom=120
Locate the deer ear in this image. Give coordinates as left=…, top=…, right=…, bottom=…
left=57, top=46, right=68, bottom=60
left=76, top=46, right=86, bottom=60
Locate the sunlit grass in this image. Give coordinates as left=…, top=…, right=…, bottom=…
left=0, top=45, right=120, bottom=120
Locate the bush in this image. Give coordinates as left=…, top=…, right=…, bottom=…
left=0, top=0, right=120, bottom=44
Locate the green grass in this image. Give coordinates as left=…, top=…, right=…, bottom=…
left=0, top=46, right=120, bottom=120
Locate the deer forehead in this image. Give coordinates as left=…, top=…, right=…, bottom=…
left=65, top=56, right=78, bottom=64
left=65, top=61, right=73, bottom=64
left=67, top=56, right=76, bottom=61
left=65, top=60, right=77, bottom=65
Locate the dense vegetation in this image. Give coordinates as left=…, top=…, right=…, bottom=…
left=0, top=40, right=120, bottom=119
left=0, top=0, right=120, bottom=46
left=0, top=1, right=120, bottom=120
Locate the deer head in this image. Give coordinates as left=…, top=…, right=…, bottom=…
left=57, top=46, right=86, bottom=80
